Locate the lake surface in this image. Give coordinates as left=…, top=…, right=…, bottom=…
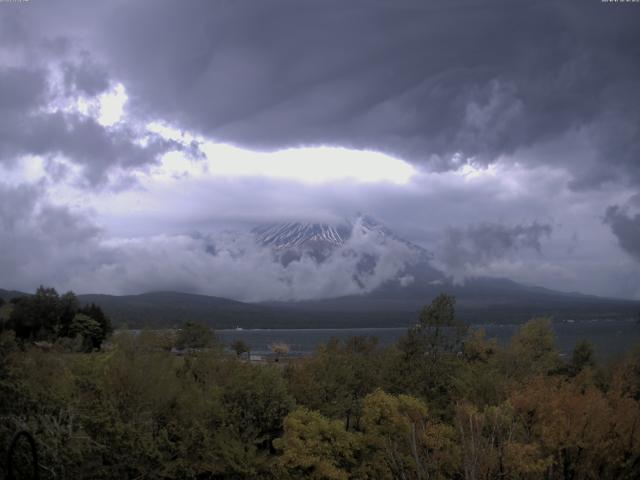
left=217, top=319, right=640, bottom=358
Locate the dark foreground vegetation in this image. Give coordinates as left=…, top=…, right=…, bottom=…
left=1, top=292, right=640, bottom=479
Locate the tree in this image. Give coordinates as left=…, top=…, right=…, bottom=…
left=0, top=330, right=17, bottom=384
left=390, top=328, right=426, bottom=394
left=58, top=291, right=80, bottom=337
left=4, top=288, right=111, bottom=349
left=231, top=339, right=250, bottom=358
left=0, top=299, right=11, bottom=333
left=360, top=389, right=460, bottom=480
left=506, top=317, right=559, bottom=378
left=412, top=294, right=466, bottom=361
left=69, top=313, right=103, bottom=352
left=216, top=363, right=294, bottom=477
left=456, top=330, right=507, bottom=408
left=508, top=375, right=640, bottom=479
left=393, top=294, right=468, bottom=416
left=455, top=401, right=549, bottom=479
left=462, top=329, right=498, bottom=364
left=274, top=407, right=359, bottom=480
left=8, top=286, right=61, bottom=340
left=77, top=302, right=112, bottom=343
left=175, top=321, right=216, bottom=350
left=614, top=345, right=640, bottom=401
left=568, top=340, right=596, bottom=376
left=286, top=336, right=383, bottom=430
left=397, top=294, right=467, bottom=363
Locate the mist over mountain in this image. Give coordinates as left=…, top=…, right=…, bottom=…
left=253, top=222, right=350, bottom=265
left=248, top=214, right=435, bottom=291
left=3, top=211, right=637, bottom=325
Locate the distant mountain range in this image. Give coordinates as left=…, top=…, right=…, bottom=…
left=2, top=215, right=639, bottom=328
left=2, top=283, right=639, bottom=330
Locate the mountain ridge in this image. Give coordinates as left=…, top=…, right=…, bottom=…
left=2, top=285, right=639, bottom=330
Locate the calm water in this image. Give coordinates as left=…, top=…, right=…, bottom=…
left=217, top=319, right=640, bottom=358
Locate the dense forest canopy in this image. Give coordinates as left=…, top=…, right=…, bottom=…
left=0, top=293, right=639, bottom=479
left=0, top=286, right=112, bottom=353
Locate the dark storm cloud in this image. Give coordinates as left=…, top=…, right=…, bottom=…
left=0, top=62, right=177, bottom=185
left=0, top=183, right=107, bottom=292
left=4, top=1, right=639, bottom=185
left=0, top=184, right=100, bottom=244
left=0, top=183, right=39, bottom=229
left=439, top=221, right=553, bottom=279
left=604, top=204, right=640, bottom=262
left=89, top=0, right=640, bottom=185
left=62, top=55, right=110, bottom=96
left=20, top=114, right=176, bottom=185
left=0, top=7, right=182, bottom=186
left=0, top=66, right=46, bottom=111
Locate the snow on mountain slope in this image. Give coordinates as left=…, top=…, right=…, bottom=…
left=254, top=215, right=429, bottom=256
left=251, top=215, right=436, bottom=288
left=349, top=215, right=431, bottom=258
left=253, top=222, right=349, bottom=250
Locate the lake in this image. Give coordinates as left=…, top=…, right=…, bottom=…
left=217, top=319, right=640, bottom=358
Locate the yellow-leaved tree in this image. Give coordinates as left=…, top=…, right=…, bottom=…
left=359, top=389, right=460, bottom=480
left=274, top=407, right=360, bottom=480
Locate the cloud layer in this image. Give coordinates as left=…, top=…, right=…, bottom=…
left=438, top=222, right=553, bottom=282
left=96, top=1, right=640, bottom=188
left=604, top=201, right=640, bottom=263
left=1, top=1, right=639, bottom=300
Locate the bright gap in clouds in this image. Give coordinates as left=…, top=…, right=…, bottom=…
left=62, top=82, right=128, bottom=127
left=147, top=122, right=415, bottom=184
left=200, top=143, right=416, bottom=184
left=97, top=83, right=127, bottom=126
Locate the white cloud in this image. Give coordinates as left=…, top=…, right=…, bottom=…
left=63, top=218, right=419, bottom=301
left=97, top=83, right=127, bottom=126
left=145, top=120, right=416, bottom=185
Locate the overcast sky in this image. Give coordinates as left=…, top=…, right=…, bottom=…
left=1, top=0, right=639, bottom=300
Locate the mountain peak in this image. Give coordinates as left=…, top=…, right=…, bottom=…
left=253, top=222, right=350, bottom=250
left=252, top=214, right=431, bottom=264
